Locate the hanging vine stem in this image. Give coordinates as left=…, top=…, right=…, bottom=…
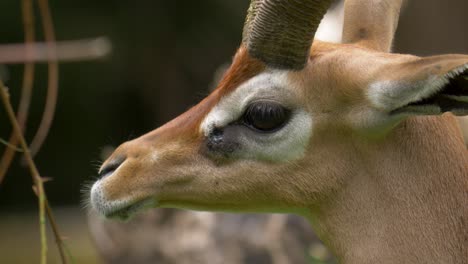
left=0, top=0, right=35, bottom=184
left=29, top=0, right=59, bottom=158
left=0, top=81, right=68, bottom=264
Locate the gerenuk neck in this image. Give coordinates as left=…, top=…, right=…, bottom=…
left=309, top=114, right=468, bottom=264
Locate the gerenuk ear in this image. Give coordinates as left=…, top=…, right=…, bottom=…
left=342, top=0, right=404, bottom=52
left=367, top=56, right=468, bottom=117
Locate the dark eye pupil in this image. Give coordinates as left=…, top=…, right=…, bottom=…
left=243, top=101, right=290, bottom=132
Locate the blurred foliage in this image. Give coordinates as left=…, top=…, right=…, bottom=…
left=0, top=0, right=249, bottom=209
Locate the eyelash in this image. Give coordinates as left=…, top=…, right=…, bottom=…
left=242, top=101, right=291, bottom=132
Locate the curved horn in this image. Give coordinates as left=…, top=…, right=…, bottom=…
left=242, top=0, right=335, bottom=70
left=342, top=0, right=404, bottom=52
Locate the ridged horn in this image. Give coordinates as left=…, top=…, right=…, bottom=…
left=242, top=0, right=334, bottom=70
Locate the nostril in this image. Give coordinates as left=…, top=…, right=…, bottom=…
left=99, top=156, right=126, bottom=178
left=211, top=128, right=224, bottom=143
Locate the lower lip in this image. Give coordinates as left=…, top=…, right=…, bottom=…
left=106, top=198, right=157, bottom=220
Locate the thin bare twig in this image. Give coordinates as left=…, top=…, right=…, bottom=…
left=1, top=81, right=70, bottom=264
left=31, top=186, right=69, bottom=264
left=29, top=0, right=58, bottom=158
left=46, top=198, right=69, bottom=263
left=0, top=0, right=36, bottom=184
left=0, top=137, right=25, bottom=152
left=0, top=82, right=47, bottom=264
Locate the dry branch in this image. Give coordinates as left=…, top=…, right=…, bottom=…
left=0, top=81, right=69, bottom=264
left=0, top=0, right=36, bottom=185
left=0, top=38, right=111, bottom=64
left=0, top=1, right=111, bottom=263
left=0, top=82, right=48, bottom=263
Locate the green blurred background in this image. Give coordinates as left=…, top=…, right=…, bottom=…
left=0, top=0, right=467, bottom=263
left=0, top=0, right=248, bottom=209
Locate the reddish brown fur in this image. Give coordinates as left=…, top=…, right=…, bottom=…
left=216, top=46, right=266, bottom=97
left=136, top=46, right=265, bottom=146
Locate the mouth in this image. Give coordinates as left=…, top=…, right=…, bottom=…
left=104, top=197, right=158, bottom=221
left=392, top=69, right=468, bottom=116
left=90, top=180, right=157, bottom=221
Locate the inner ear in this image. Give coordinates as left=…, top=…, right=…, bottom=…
left=441, top=71, right=468, bottom=101
left=390, top=68, right=468, bottom=116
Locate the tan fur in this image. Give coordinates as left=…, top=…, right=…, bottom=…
left=92, top=1, right=468, bottom=263
left=458, top=116, right=468, bottom=146
left=342, top=0, right=404, bottom=52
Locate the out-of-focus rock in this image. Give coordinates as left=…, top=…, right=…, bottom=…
left=88, top=209, right=334, bottom=264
